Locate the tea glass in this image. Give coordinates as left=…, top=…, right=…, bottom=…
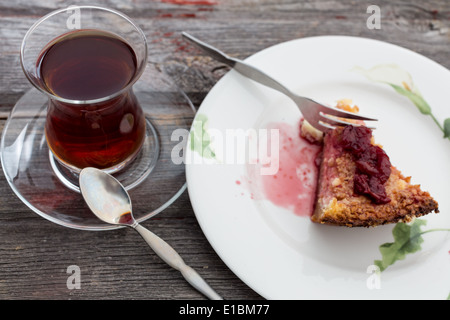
left=20, top=5, right=148, bottom=174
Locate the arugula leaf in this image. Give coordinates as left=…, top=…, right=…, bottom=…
left=374, top=219, right=427, bottom=272
left=388, top=84, right=431, bottom=115
left=444, top=118, right=450, bottom=139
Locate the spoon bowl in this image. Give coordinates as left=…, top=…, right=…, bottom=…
left=79, top=167, right=222, bottom=300
left=79, top=167, right=135, bottom=226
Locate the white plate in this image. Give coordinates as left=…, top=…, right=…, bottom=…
left=185, top=36, right=450, bottom=299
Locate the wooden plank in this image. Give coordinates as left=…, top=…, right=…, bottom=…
left=1, top=1, right=449, bottom=110
left=0, top=0, right=448, bottom=300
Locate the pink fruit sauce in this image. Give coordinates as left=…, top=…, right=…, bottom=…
left=243, top=121, right=322, bottom=217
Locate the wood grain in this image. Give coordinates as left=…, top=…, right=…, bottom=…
left=0, top=0, right=449, bottom=300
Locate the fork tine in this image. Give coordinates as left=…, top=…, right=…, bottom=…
left=319, top=113, right=376, bottom=130
left=306, top=119, right=333, bottom=133
left=316, top=103, right=377, bottom=122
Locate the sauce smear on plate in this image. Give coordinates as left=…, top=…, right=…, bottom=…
left=245, top=121, right=322, bottom=217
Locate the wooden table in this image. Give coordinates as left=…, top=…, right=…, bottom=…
left=0, top=0, right=449, bottom=300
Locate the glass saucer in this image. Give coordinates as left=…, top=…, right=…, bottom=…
left=1, top=69, right=195, bottom=231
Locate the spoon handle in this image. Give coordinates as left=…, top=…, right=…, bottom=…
left=134, top=223, right=223, bottom=300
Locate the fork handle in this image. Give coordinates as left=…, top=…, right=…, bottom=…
left=182, top=32, right=293, bottom=97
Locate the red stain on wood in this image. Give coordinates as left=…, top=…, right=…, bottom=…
left=160, top=0, right=218, bottom=5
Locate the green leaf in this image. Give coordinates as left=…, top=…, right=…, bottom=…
left=389, top=84, right=432, bottom=115
left=443, top=118, right=450, bottom=138
left=374, top=219, right=427, bottom=272
left=189, top=114, right=216, bottom=159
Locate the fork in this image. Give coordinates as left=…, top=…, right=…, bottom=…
left=181, top=32, right=377, bottom=133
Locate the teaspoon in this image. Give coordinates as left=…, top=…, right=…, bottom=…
left=79, top=167, right=223, bottom=300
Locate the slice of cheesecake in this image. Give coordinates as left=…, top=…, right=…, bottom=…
left=304, top=102, right=439, bottom=227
